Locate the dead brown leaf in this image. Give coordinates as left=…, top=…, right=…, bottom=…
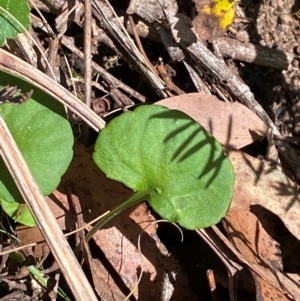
left=228, top=149, right=300, bottom=241
left=156, top=93, right=267, bottom=149
left=224, top=209, right=300, bottom=300
left=253, top=275, right=291, bottom=301
left=15, top=191, right=75, bottom=258
left=223, top=149, right=300, bottom=300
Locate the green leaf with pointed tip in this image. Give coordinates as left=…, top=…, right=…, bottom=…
left=0, top=0, right=30, bottom=46
left=93, top=105, right=234, bottom=229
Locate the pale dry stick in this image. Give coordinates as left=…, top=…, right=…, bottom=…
left=36, top=0, right=63, bottom=13
left=0, top=49, right=105, bottom=131
left=206, top=269, right=223, bottom=301
left=0, top=221, right=19, bottom=242
left=28, top=0, right=55, bottom=35
left=103, top=0, right=140, bottom=52
left=101, top=0, right=157, bottom=74
left=83, top=0, right=92, bottom=110
left=62, top=51, right=78, bottom=98
left=0, top=242, right=38, bottom=256
left=182, top=61, right=211, bottom=94
left=67, top=182, right=85, bottom=247
left=0, top=6, right=56, bottom=80
left=56, top=1, right=80, bottom=36
left=72, top=77, right=108, bottom=94
left=0, top=116, right=98, bottom=301
left=14, top=31, right=39, bottom=68
left=82, top=0, right=93, bottom=144
left=0, top=210, right=110, bottom=257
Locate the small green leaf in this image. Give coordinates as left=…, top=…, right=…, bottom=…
left=0, top=0, right=30, bottom=46
left=0, top=98, right=73, bottom=202
left=93, top=105, right=234, bottom=229
left=0, top=71, right=73, bottom=225
left=0, top=199, right=35, bottom=226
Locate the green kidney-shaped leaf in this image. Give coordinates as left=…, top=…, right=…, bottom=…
left=93, top=105, right=234, bottom=229
left=0, top=96, right=73, bottom=225
left=0, top=98, right=73, bottom=201
left=0, top=0, right=30, bottom=46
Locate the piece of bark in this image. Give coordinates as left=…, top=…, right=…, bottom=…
left=215, top=37, right=293, bottom=70
left=30, top=0, right=63, bottom=14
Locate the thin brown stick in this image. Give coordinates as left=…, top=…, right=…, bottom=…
left=128, top=14, right=158, bottom=76
left=82, top=0, right=93, bottom=144
left=67, top=183, right=85, bottom=247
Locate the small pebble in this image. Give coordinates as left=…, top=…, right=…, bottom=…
left=270, top=0, right=278, bottom=7
left=292, top=59, right=299, bottom=68
left=278, top=14, right=293, bottom=25
left=295, top=46, right=300, bottom=55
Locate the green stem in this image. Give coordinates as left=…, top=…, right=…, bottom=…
left=85, top=189, right=153, bottom=242
left=10, top=253, right=72, bottom=300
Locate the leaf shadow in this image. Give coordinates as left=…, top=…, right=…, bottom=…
left=235, top=147, right=300, bottom=211
left=224, top=213, right=298, bottom=297
left=150, top=110, right=232, bottom=188
left=251, top=205, right=300, bottom=274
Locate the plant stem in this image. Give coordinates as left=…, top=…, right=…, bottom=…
left=85, top=189, right=153, bottom=242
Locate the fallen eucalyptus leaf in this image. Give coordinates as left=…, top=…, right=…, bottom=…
left=227, top=149, right=300, bottom=240
left=157, top=93, right=267, bottom=149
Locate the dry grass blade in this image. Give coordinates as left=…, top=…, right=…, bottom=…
left=0, top=115, right=98, bottom=301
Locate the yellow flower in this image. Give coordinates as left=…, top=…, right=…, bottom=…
left=201, top=0, right=238, bottom=30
